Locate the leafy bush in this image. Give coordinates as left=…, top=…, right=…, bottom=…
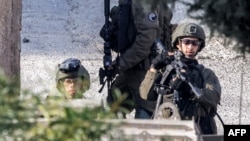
left=0, top=75, right=130, bottom=141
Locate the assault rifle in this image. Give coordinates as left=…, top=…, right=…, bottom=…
left=153, top=40, right=202, bottom=119
left=98, top=0, right=115, bottom=95
left=173, top=51, right=202, bottom=98
left=152, top=41, right=225, bottom=129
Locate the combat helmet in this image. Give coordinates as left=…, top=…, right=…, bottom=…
left=172, top=23, right=206, bottom=52
left=56, top=58, right=90, bottom=94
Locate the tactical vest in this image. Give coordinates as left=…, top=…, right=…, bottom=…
left=100, top=0, right=173, bottom=54
left=98, top=0, right=133, bottom=53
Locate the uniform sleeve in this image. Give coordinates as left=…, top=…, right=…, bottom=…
left=197, top=68, right=221, bottom=109
left=119, top=0, right=160, bottom=71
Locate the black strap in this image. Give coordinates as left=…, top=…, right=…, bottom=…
left=118, top=0, right=131, bottom=52
left=160, top=64, right=174, bottom=84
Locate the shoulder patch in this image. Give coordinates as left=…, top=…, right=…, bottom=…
left=148, top=12, right=157, bottom=22
left=206, top=83, right=214, bottom=90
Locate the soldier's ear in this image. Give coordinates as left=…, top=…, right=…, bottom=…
left=176, top=45, right=180, bottom=50
left=176, top=40, right=182, bottom=50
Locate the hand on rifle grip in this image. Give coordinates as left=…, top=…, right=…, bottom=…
left=151, top=52, right=173, bottom=69
left=109, top=57, right=121, bottom=75
left=169, top=75, right=183, bottom=91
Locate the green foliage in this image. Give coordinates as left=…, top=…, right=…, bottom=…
left=109, top=88, right=134, bottom=116
left=0, top=75, right=132, bottom=141
left=27, top=106, right=115, bottom=141
left=0, top=74, right=35, bottom=140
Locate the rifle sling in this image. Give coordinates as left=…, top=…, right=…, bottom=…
left=118, top=0, right=131, bottom=52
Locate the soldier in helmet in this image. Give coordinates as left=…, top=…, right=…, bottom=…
left=104, top=0, right=173, bottom=118
left=55, top=58, right=90, bottom=99
left=140, top=22, right=222, bottom=134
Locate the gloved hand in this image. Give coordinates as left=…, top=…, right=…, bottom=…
left=110, top=57, right=121, bottom=74
left=151, top=52, right=174, bottom=69
left=169, top=75, right=184, bottom=91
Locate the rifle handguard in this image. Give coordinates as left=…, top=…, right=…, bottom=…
left=169, top=76, right=183, bottom=91
left=188, top=82, right=202, bottom=99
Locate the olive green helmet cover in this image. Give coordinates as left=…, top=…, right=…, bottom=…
left=172, top=23, right=206, bottom=52
left=56, top=59, right=90, bottom=95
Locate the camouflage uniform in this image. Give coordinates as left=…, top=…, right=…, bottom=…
left=108, top=0, right=173, bottom=118
left=56, top=58, right=90, bottom=99
left=140, top=23, right=221, bottom=134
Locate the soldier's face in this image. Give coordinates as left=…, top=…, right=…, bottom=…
left=176, top=37, right=200, bottom=58
left=62, top=77, right=83, bottom=99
